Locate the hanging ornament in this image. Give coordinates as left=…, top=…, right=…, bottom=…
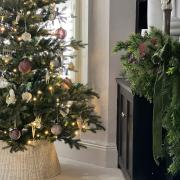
left=66, top=101, right=74, bottom=108
left=6, top=89, right=16, bottom=106
left=60, top=78, right=72, bottom=90
left=2, top=55, right=12, bottom=64
left=0, top=77, right=9, bottom=89
left=21, top=32, right=32, bottom=42
left=51, top=124, right=62, bottom=136
left=21, top=16, right=32, bottom=42
left=15, top=11, right=23, bottom=25
left=45, top=70, right=50, bottom=84
left=55, top=27, right=67, bottom=39
left=68, top=62, right=78, bottom=72
left=18, top=58, right=32, bottom=74
left=49, top=3, right=56, bottom=20
left=29, top=116, right=42, bottom=140
left=50, top=59, right=60, bottom=69
left=22, top=92, right=32, bottom=103
left=9, top=128, right=21, bottom=140
left=2, top=48, right=13, bottom=64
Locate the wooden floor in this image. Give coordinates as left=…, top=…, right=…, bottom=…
left=51, top=158, right=125, bottom=180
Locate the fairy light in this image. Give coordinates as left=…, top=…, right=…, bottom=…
left=33, top=97, right=37, bottom=101
left=37, top=90, right=42, bottom=95
left=44, top=130, right=49, bottom=135
left=27, top=140, right=32, bottom=145
left=13, top=28, right=17, bottom=32
left=36, top=134, right=40, bottom=138
left=82, top=125, right=86, bottom=129
left=75, top=131, right=79, bottom=136
left=4, top=58, right=9, bottom=64
left=13, top=68, right=17, bottom=73
left=72, top=122, right=75, bottom=126
left=4, top=131, right=7, bottom=134
left=0, top=26, right=5, bottom=32
left=17, top=36, right=21, bottom=41
left=48, top=86, right=53, bottom=92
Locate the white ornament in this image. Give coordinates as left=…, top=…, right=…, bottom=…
left=22, top=92, right=32, bottom=103
left=0, top=77, right=9, bottom=89
left=6, top=89, right=16, bottom=106
left=46, top=70, right=50, bottom=84
left=21, top=32, right=32, bottom=42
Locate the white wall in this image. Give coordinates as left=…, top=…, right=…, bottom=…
left=56, top=0, right=136, bottom=168
left=177, top=0, right=180, bottom=18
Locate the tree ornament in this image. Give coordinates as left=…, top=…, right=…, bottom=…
left=6, top=89, right=16, bottom=106
left=0, top=77, right=9, bottom=88
left=51, top=124, right=62, bottom=136
left=2, top=48, right=13, bottom=63
left=9, top=128, right=21, bottom=140
left=21, top=32, right=32, bottom=42
left=68, top=62, right=78, bottom=72
left=22, top=92, right=32, bottom=103
left=46, top=70, right=50, bottom=84
left=55, top=27, right=67, bottom=39
left=18, top=58, right=32, bottom=74
left=2, top=55, right=12, bottom=64
left=60, top=78, right=72, bottom=90
left=49, top=3, right=56, bottom=20
left=138, top=43, right=148, bottom=58
left=50, top=60, right=60, bottom=69
left=29, top=116, right=42, bottom=140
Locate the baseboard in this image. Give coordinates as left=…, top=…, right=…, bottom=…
left=55, top=141, right=118, bottom=168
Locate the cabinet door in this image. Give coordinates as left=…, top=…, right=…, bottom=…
left=117, top=83, right=133, bottom=180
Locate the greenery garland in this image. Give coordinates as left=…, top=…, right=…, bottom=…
left=114, top=27, right=180, bottom=174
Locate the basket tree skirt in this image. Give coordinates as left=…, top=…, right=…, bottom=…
left=0, top=141, right=61, bottom=180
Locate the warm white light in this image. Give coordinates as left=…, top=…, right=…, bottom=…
left=44, top=130, right=49, bottom=135
left=17, top=37, right=21, bottom=41
left=37, top=90, right=42, bottom=95
left=27, top=140, right=32, bottom=145
left=33, top=97, right=37, bottom=101
left=75, top=131, right=79, bottom=136
left=13, top=69, right=17, bottom=73
left=48, top=86, right=53, bottom=92
left=0, top=26, right=5, bottom=32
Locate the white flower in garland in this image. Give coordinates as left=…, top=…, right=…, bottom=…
left=0, top=77, right=9, bottom=89
left=22, top=92, right=32, bottom=103
left=6, top=89, right=16, bottom=106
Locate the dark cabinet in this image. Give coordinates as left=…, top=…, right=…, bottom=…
left=116, top=78, right=167, bottom=180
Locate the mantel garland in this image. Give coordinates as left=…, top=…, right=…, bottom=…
left=114, top=27, right=180, bottom=174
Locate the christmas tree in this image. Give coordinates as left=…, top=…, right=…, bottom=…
left=0, top=0, right=104, bottom=152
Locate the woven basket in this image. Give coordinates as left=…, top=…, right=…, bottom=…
left=0, top=140, right=61, bottom=180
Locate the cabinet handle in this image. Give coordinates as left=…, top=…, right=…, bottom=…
left=121, top=112, right=126, bottom=118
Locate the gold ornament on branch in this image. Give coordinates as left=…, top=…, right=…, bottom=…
left=21, top=32, right=32, bottom=42
left=29, top=116, right=42, bottom=141
left=22, top=92, right=32, bottom=103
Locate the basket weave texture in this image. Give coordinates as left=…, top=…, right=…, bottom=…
left=0, top=140, right=61, bottom=180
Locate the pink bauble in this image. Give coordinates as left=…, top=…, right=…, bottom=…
left=51, top=124, right=62, bottom=136
left=18, top=59, right=32, bottom=74
left=9, top=129, right=21, bottom=140
left=55, top=27, right=67, bottom=39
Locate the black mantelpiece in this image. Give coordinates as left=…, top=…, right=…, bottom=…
left=116, top=78, right=180, bottom=180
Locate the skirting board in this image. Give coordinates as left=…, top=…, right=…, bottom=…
left=55, top=141, right=118, bottom=168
